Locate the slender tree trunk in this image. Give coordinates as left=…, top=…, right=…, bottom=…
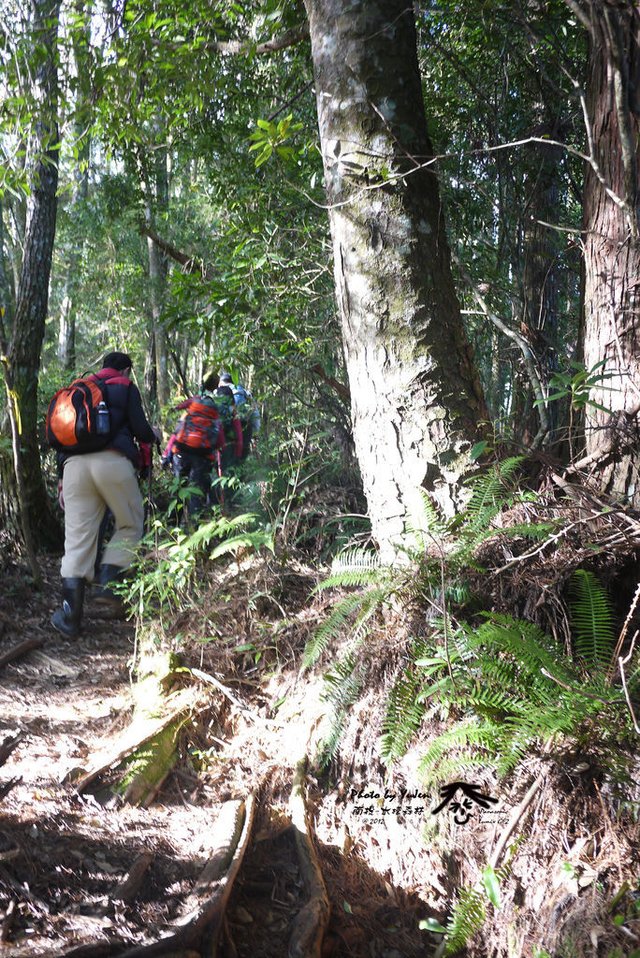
left=4, top=0, right=62, bottom=548
left=520, top=132, right=564, bottom=445
left=304, top=0, right=487, bottom=556
left=579, top=1, right=640, bottom=500
left=141, top=132, right=169, bottom=409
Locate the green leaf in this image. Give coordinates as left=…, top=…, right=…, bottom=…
left=470, top=440, right=489, bottom=461
left=418, top=917, right=447, bottom=933
left=482, top=864, right=501, bottom=909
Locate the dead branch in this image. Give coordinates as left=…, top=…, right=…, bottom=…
left=309, top=363, right=351, bottom=404
left=489, top=776, right=545, bottom=868
left=288, top=758, right=330, bottom=958
left=0, top=637, right=46, bottom=671
left=140, top=227, right=211, bottom=279
left=608, top=583, right=640, bottom=683
left=190, top=667, right=252, bottom=714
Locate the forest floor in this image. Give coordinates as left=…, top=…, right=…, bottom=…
left=1, top=515, right=640, bottom=958
left=0, top=552, right=433, bottom=958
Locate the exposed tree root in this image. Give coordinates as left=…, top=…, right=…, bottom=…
left=110, top=794, right=256, bottom=958
left=0, top=637, right=45, bottom=671
left=0, top=733, right=22, bottom=768
left=111, top=852, right=155, bottom=905
left=287, top=758, right=330, bottom=958
left=75, top=691, right=195, bottom=796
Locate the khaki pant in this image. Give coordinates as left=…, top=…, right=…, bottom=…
left=61, top=450, right=144, bottom=580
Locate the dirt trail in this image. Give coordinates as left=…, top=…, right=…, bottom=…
left=0, top=560, right=431, bottom=958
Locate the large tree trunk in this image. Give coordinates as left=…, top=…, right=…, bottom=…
left=579, top=1, right=640, bottom=500
left=4, top=0, right=62, bottom=548
left=304, top=0, right=487, bottom=556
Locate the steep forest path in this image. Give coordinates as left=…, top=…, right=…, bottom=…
left=0, top=557, right=432, bottom=958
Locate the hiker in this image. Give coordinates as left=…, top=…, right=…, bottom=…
left=51, top=351, right=161, bottom=638
left=166, top=372, right=226, bottom=514
left=219, top=371, right=261, bottom=460
left=213, top=381, right=243, bottom=472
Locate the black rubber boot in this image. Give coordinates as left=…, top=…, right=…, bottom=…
left=92, top=564, right=126, bottom=613
left=51, top=578, right=85, bottom=638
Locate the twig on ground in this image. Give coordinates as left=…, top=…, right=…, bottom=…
left=489, top=776, right=545, bottom=868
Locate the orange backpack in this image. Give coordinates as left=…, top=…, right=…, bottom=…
left=45, top=375, right=111, bottom=453
left=174, top=396, right=221, bottom=455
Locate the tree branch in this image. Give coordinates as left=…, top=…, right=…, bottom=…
left=140, top=226, right=212, bottom=279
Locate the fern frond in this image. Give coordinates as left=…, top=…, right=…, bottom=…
left=381, top=639, right=432, bottom=763
left=316, top=652, right=363, bottom=766
left=463, top=456, right=524, bottom=523
left=315, top=548, right=383, bottom=591
left=416, top=489, right=452, bottom=543
left=443, top=885, right=486, bottom=955
left=303, top=593, right=369, bottom=668
left=568, top=569, right=615, bottom=668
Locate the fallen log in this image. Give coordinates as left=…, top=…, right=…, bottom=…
left=287, top=759, right=330, bottom=958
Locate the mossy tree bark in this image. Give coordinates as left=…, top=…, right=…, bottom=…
left=304, top=0, right=487, bottom=557
left=577, top=1, right=640, bottom=499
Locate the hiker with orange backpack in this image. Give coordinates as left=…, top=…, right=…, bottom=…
left=164, top=371, right=227, bottom=515
left=48, top=351, right=162, bottom=638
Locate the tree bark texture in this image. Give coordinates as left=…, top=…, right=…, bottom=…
left=304, top=0, right=486, bottom=556
left=581, top=1, right=640, bottom=501
left=5, top=0, right=61, bottom=548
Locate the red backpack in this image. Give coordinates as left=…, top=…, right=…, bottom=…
left=173, top=396, right=221, bottom=455
left=46, top=374, right=112, bottom=453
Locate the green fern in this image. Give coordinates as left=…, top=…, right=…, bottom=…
left=304, top=585, right=390, bottom=669
left=442, top=883, right=486, bottom=956
left=442, top=860, right=513, bottom=955
left=316, top=651, right=363, bottom=767
left=568, top=569, right=616, bottom=668
left=381, top=638, right=432, bottom=763
left=315, top=548, right=384, bottom=591
left=303, top=593, right=370, bottom=669
left=417, top=600, right=630, bottom=784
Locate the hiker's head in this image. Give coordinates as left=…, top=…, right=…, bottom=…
left=103, top=351, right=133, bottom=377
left=217, top=385, right=234, bottom=399
left=219, top=371, right=233, bottom=385
left=201, top=371, right=219, bottom=392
